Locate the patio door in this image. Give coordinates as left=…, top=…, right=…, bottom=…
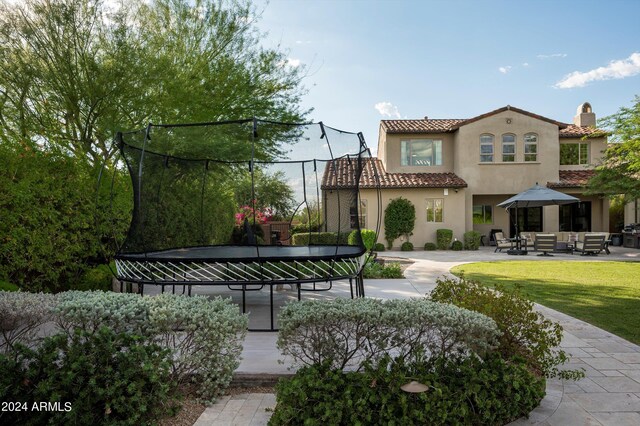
left=560, top=202, right=591, bottom=232
left=510, top=207, right=542, bottom=236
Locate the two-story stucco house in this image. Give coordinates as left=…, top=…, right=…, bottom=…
left=322, top=103, right=608, bottom=248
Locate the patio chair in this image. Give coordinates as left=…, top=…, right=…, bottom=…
left=535, top=234, right=557, bottom=256
left=494, top=232, right=514, bottom=252
left=574, top=234, right=606, bottom=256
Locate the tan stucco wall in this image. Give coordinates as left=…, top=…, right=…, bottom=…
left=379, top=132, right=455, bottom=174
left=624, top=200, right=640, bottom=224
left=360, top=187, right=466, bottom=249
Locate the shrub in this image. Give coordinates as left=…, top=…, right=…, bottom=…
left=0, top=142, right=131, bottom=292
left=55, top=291, right=248, bottom=401
left=348, top=229, right=377, bottom=251
left=436, top=229, right=453, bottom=250
left=384, top=197, right=415, bottom=249
left=381, top=263, right=403, bottom=278
left=451, top=240, right=463, bottom=251
left=424, top=242, right=437, bottom=251
left=0, top=327, right=174, bottom=425
left=0, top=291, right=57, bottom=354
left=463, top=230, right=482, bottom=250
left=373, top=242, right=385, bottom=252
left=400, top=241, right=414, bottom=251
left=270, top=354, right=545, bottom=426
left=70, top=263, right=113, bottom=291
left=0, top=281, right=18, bottom=291
left=430, top=276, right=584, bottom=380
left=291, top=232, right=349, bottom=246
left=277, top=298, right=499, bottom=371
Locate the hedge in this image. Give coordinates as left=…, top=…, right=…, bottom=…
left=291, top=232, right=349, bottom=245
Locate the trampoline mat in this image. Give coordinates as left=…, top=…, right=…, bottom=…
left=116, top=245, right=365, bottom=263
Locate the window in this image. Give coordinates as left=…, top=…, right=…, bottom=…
left=426, top=199, right=444, bottom=222
left=524, top=133, right=538, bottom=162
left=350, top=198, right=367, bottom=229
left=502, top=134, right=516, bottom=162
left=401, top=139, right=442, bottom=166
left=560, top=143, right=589, bottom=165
left=480, top=134, right=494, bottom=162
left=473, top=205, right=493, bottom=224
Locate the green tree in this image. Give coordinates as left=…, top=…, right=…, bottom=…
left=232, top=168, right=296, bottom=219
left=384, top=197, right=415, bottom=249
left=587, top=96, right=640, bottom=201
left=0, top=0, right=308, bottom=164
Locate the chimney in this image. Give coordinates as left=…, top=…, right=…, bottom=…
left=573, top=102, right=596, bottom=127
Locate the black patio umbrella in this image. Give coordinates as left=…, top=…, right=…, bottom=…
left=497, top=183, right=579, bottom=254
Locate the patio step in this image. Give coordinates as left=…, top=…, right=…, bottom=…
left=230, top=372, right=294, bottom=388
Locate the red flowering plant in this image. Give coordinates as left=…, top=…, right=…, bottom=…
left=234, top=202, right=274, bottom=226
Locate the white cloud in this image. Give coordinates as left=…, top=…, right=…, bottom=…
left=498, top=66, right=512, bottom=74
left=537, top=53, right=568, bottom=59
left=555, top=52, right=640, bottom=89
left=374, top=101, right=401, bottom=118
left=286, top=58, right=302, bottom=68
left=522, top=62, right=530, bottom=67
left=295, top=40, right=311, bottom=45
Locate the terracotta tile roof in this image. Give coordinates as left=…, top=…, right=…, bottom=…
left=547, top=170, right=596, bottom=188
left=559, top=125, right=605, bottom=138
left=321, top=157, right=467, bottom=190
left=381, top=106, right=605, bottom=137
left=381, top=119, right=465, bottom=134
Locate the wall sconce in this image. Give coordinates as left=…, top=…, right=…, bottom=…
left=444, top=188, right=449, bottom=196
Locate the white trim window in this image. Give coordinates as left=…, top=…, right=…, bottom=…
left=524, top=133, right=538, bottom=162
left=480, top=134, right=494, bottom=162
left=426, top=198, right=444, bottom=222
left=401, top=139, right=443, bottom=166
left=502, top=133, right=516, bottom=162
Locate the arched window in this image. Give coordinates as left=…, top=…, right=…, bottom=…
left=501, top=134, right=516, bottom=162
left=480, top=134, right=494, bottom=162
left=524, top=133, right=538, bottom=162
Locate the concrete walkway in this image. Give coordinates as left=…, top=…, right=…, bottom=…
left=196, top=246, right=640, bottom=425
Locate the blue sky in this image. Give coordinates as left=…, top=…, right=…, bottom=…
left=256, top=0, right=640, bottom=149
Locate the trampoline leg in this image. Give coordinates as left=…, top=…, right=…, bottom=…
left=120, top=280, right=124, bottom=293
left=161, top=284, right=165, bottom=294
left=242, top=285, right=246, bottom=314
left=270, top=284, right=274, bottom=331
left=140, top=283, right=144, bottom=296
left=188, top=285, right=192, bottom=297
left=297, top=283, right=301, bottom=301
left=172, top=284, right=176, bottom=294
left=359, top=271, right=365, bottom=298
left=349, top=278, right=354, bottom=299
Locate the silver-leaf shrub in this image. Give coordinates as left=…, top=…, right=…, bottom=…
left=277, top=298, right=500, bottom=371
left=0, top=291, right=57, bottom=354
left=55, top=291, right=247, bottom=402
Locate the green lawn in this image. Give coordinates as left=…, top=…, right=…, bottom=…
left=450, top=261, right=640, bottom=344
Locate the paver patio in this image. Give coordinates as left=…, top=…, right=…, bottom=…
left=193, top=246, right=640, bottom=425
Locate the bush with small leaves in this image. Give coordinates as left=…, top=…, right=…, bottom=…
left=55, top=291, right=248, bottom=401
left=400, top=241, right=414, bottom=251
left=430, top=276, right=584, bottom=380
left=451, top=240, right=463, bottom=251
left=436, top=229, right=453, bottom=250
left=270, top=354, right=545, bottom=426
left=373, top=242, right=385, bottom=252
left=384, top=197, right=416, bottom=249
left=0, top=327, right=174, bottom=426
left=348, top=229, right=377, bottom=251
left=0, top=291, right=57, bottom=354
left=277, top=298, right=499, bottom=371
left=380, top=263, right=403, bottom=278
left=463, top=230, right=482, bottom=250
left=424, top=242, right=437, bottom=251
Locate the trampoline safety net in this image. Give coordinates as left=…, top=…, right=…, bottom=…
left=114, top=119, right=380, bottom=291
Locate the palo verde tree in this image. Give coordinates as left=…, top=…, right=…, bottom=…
left=384, top=197, right=416, bottom=249
left=0, top=0, right=308, bottom=165
left=587, top=95, right=640, bottom=201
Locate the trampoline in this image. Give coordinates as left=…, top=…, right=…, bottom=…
left=112, top=119, right=380, bottom=330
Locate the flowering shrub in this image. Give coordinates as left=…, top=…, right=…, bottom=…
left=234, top=204, right=273, bottom=226
left=277, top=298, right=499, bottom=371
left=55, top=291, right=248, bottom=401
left=0, top=291, right=57, bottom=354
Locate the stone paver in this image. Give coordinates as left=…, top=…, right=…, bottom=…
left=195, top=246, right=640, bottom=425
